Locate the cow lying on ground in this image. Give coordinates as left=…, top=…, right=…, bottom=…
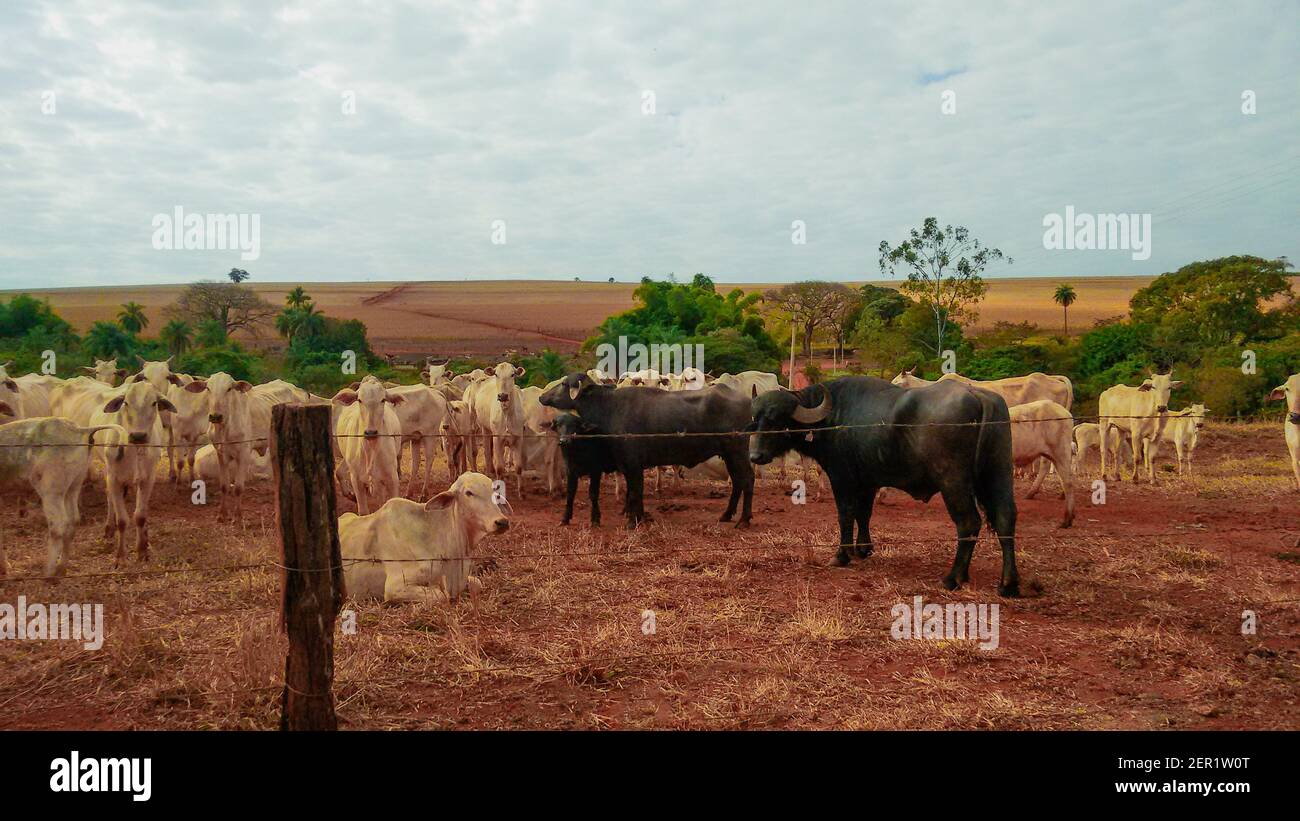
left=748, top=377, right=1020, bottom=596
left=1008, top=399, right=1074, bottom=527
left=0, top=414, right=124, bottom=577
left=340, top=472, right=509, bottom=604
left=540, top=372, right=755, bottom=528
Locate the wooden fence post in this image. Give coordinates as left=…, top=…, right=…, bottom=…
left=273, top=402, right=344, bottom=731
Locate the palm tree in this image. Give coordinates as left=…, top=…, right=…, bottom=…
left=1053, top=284, right=1077, bottom=335
left=84, top=321, right=136, bottom=360
left=285, top=287, right=310, bottom=309
left=159, top=319, right=193, bottom=357
left=276, top=303, right=325, bottom=344
left=117, top=301, right=149, bottom=334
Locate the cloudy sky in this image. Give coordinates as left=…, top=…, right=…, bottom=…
left=0, top=0, right=1295, bottom=289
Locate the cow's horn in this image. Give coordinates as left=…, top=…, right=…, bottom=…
left=791, top=391, right=832, bottom=424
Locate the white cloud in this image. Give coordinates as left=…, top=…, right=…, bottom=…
left=0, top=0, right=1295, bottom=288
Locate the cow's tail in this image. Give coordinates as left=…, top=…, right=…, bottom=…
left=970, top=388, right=1010, bottom=507
left=81, top=423, right=127, bottom=461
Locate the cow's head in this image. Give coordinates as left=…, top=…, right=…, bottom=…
left=552, top=412, right=598, bottom=446
left=333, top=376, right=402, bottom=440
left=0, top=361, right=17, bottom=396
left=890, top=368, right=926, bottom=388
left=1186, top=403, right=1209, bottom=431
left=130, top=357, right=174, bottom=396
left=540, top=372, right=605, bottom=410
left=676, top=367, right=708, bottom=391
left=0, top=399, right=14, bottom=419
left=102, top=381, right=176, bottom=445
left=200, top=372, right=251, bottom=427
left=82, top=358, right=126, bottom=385
left=424, top=359, right=451, bottom=386
left=487, top=362, right=525, bottom=404
left=1137, top=370, right=1183, bottom=413
left=1269, top=373, right=1300, bottom=423
left=747, top=385, right=833, bottom=464
left=424, top=472, right=510, bottom=535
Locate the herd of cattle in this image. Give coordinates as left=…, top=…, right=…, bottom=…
left=1, top=356, right=1298, bottom=602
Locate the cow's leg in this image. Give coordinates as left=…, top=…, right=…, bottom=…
left=1174, top=438, right=1185, bottom=475
left=107, top=478, right=129, bottom=565
left=560, top=470, right=580, bottom=525
left=421, top=435, right=436, bottom=500
left=852, top=488, right=877, bottom=558
left=1145, top=435, right=1161, bottom=483
left=589, top=472, right=602, bottom=526
left=165, top=420, right=177, bottom=482
left=831, top=495, right=856, bottom=567
left=623, top=468, right=647, bottom=528
left=976, top=476, right=1020, bottom=597
left=1128, top=430, right=1143, bottom=482
left=40, top=484, right=73, bottom=577
left=1026, top=458, right=1049, bottom=498
left=134, top=473, right=155, bottom=563
left=939, top=490, right=982, bottom=591
left=215, top=445, right=230, bottom=522
left=1051, top=446, right=1074, bottom=528
left=1098, top=421, right=1110, bottom=482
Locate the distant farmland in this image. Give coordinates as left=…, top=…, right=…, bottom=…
left=7, top=276, right=1152, bottom=358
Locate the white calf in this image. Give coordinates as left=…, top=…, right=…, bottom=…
left=1159, top=404, right=1209, bottom=475
left=340, top=472, right=509, bottom=604
left=1009, top=399, right=1074, bottom=527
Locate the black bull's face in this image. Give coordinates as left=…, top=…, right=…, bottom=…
left=748, top=389, right=832, bottom=464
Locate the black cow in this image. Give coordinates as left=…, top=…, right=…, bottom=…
left=748, top=376, right=1019, bottom=597
left=539, top=373, right=754, bottom=528
left=549, top=413, right=619, bottom=526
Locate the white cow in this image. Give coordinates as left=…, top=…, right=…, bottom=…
left=1269, top=373, right=1300, bottom=490
left=48, top=376, right=117, bottom=425
left=619, top=369, right=671, bottom=388
left=340, top=472, right=509, bottom=604
left=333, top=376, right=403, bottom=515
left=892, top=368, right=1075, bottom=410
left=385, top=383, right=449, bottom=500
left=89, top=380, right=175, bottom=564
left=183, top=373, right=257, bottom=521
left=1098, top=371, right=1183, bottom=483
left=247, top=379, right=314, bottom=455
left=423, top=359, right=452, bottom=387
left=165, top=373, right=211, bottom=488
left=466, top=363, right=527, bottom=496
left=521, top=384, right=561, bottom=495
left=81, top=358, right=126, bottom=385
left=0, top=415, right=125, bottom=576
left=128, top=358, right=180, bottom=481
left=1072, top=422, right=1133, bottom=478
left=450, top=369, right=488, bottom=391
left=667, top=367, right=710, bottom=391
left=1159, top=404, right=1209, bottom=475
left=1008, top=399, right=1074, bottom=527
left=0, top=362, right=48, bottom=419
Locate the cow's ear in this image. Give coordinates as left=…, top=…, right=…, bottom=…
left=1269, top=387, right=1286, bottom=401
left=332, top=390, right=359, bottom=406
left=539, top=420, right=555, bottom=431
left=80, top=365, right=95, bottom=372
left=235, top=380, right=253, bottom=392
left=115, top=369, right=127, bottom=378
left=348, top=382, right=361, bottom=391
left=0, top=400, right=13, bottom=416
left=184, top=379, right=208, bottom=393
left=424, top=490, right=456, bottom=511
left=384, top=393, right=405, bottom=405
left=2, top=378, right=15, bottom=391
left=103, top=396, right=125, bottom=413
left=1169, top=380, right=1183, bottom=390
left=1138, top=381, right=1153, bottom=391
left=156, top=397, right=177, bottom=413
left=514, top=367, right=526, bottom=378
left=166, top=373, right=183, bottom=386
left=130, top=373, right=145, bottom=383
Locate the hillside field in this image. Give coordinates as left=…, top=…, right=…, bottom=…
left=4, top=276, right=1151, bottom=358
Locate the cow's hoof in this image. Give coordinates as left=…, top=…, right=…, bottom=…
left=590, top=520, right=601, bottom=528
left=718, top=513, right=733, bottom=522
left=830, top=551, right=851, bottom=567
left=998, top=582, right=1021, bottom=598
left=854, top=544, right=873, bottom=558
left=1058, top=519, right=1073, bottom=529
left=941, top=575, right=960, bottom=591
left=734, top=519, right=751, bottom=530
left=559, top=519, right=571, bottom=527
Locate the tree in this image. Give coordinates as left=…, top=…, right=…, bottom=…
left=879, top=217, right=1007, bottom=357
left=117, top=301, right=149, bottom=334
left=166, top=281, right=276, bottom=337
left=763, top=281, right=851, bottom=356
left=228, top=268, right=251, bottom=284
left=1129, top=256, right=1296, bottom=347
left=285, top=287, right=310, bottom=309
left=1053, top=284, right=1077, bottom=335
left=827, top=288, right=864, bottom=367
left=194, top=318, right=229, bottom=348
left=84, top=321, right=136, bottom=360
left=159, top=319, right=193, bottom=357
left=276, top=303, right=325, bottom=344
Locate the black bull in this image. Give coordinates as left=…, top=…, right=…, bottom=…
left=539, top=373, right=754, bottom=528
left=748, top=376, right=1020, bottom=597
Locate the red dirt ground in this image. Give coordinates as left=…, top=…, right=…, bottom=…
left=0, top=422, right=1297, bottom=730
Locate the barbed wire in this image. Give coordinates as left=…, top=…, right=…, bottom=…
left=0, top=412, right=1289, bottom=447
